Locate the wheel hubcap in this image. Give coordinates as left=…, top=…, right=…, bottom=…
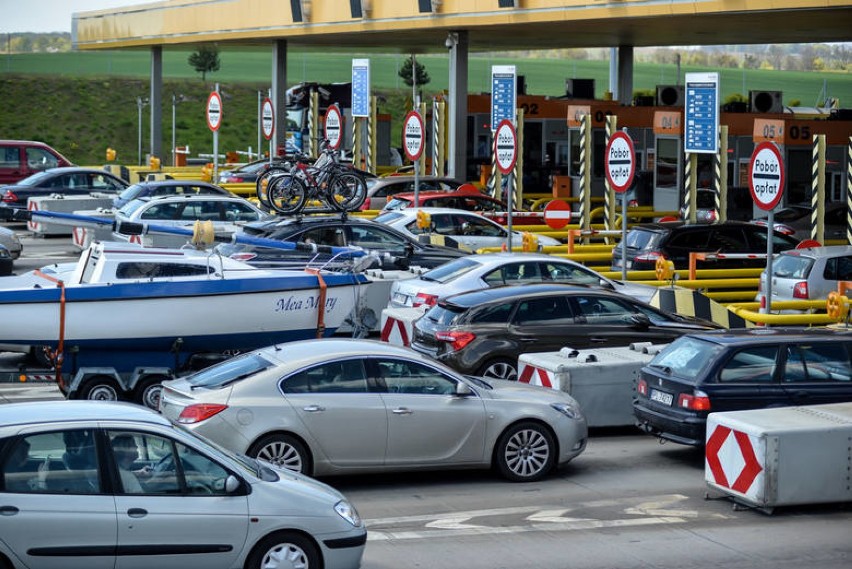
left=505, top=429, right=550, bottom=478
left=261, top=543, right=308, bottom=569
left=90, top=386, right=117, bottom=401
left=484, top=362, right=517, bottom=381
left=257, top=442, right=302, bottom=472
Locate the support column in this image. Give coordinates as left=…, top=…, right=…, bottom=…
left=447, top=30, right=468, bottom=181
left=149, top=46, right=163, bottom=161
left=617, top=45, right=633, bottom=106
left=272, top=40, right=288, bottom=157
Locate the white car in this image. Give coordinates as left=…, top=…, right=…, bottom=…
left=374, top=207, right=561, bottom=251
left=0, top=401, right=366, bottom=569
left=0, top=226, right=22, bottom=260
left=390, top=252, right=658, bottom=308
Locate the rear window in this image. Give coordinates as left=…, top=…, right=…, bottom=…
left=383, top=197, right=411, bottom=211
left=184, top=353, right=274, bottom=388
left=421, top=257, right=481, bottom=283
left=624, top=228, right=662, bottom=250
left=373, top=211, right=405, bottom=224
left=648, top=337, right=723, bottom=380
left=423, top=304, right=465, bottom=326
left=772, top=253, right=814, bottom=279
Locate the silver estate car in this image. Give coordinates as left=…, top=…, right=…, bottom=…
left=0, top=401, right=365, bottom=569
left=159, top=339, right=588, bottom=483
left=759, top=245, right=852, bottom=303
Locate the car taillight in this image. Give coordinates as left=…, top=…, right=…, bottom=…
left=793, top=281, right=809, bottom=299
left=637, top=379, right=648, bottom=396
left=628, top=199, right=639, bottom=208
left=2, top=191, right=16, bottom=203
left=229, top=252, right=258, bottom=262
left=774, top=224, right=796, bottom=236
left=435, top=330, right=476, bottom=351
left=635, top=251, right=664, bottom=262
left=177, top=403, right=228, bottom=424
left=705, top=209, right=718, bottom=223
left=677, top=390, right=711, bottom=411
left=413, top=293, right=439, bottom=308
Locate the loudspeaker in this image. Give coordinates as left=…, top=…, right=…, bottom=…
left=565, top=79, right=595, bottom=99
left=749, top=91, right=783, bottom=113
left=656, top=85, right=684, bottom=107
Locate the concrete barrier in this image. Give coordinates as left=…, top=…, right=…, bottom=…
left=27, top=195, right=116, bottom=236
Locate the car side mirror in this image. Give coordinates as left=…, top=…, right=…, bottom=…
left=628, top=313, right=651, bottom=329
left=225, top=474, right=241, bottom=494
left=599, top=278, right=615, bottom=290
left=455, top=382, right=474, bottom=396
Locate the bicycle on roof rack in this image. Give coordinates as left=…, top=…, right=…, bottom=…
left=263, top=140, right=367, bottom=215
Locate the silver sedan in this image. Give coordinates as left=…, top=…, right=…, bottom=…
left=160, top=339, right=587, bottom=482
left=390, top=252, right=658, bottom=308
left=0, top=226, right=22, bottom=260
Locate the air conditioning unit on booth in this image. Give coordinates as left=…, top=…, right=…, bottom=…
left=498, top=0, right=521, bottom=7
left=656, top=85, right=684, bottom=107
left=749, top=91, right=783, bottom=113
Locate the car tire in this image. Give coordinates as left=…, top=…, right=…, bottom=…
left=477, top=358, right=518, bottom=381
left=79, top=376, right=123, bottom=402
left=133, top=376, right=168, bottom=410
left=246, top=531, right=320, bottom=569
left=494, top=421, right=556, bottom=482
left=248, top=434, right=312, bottom=475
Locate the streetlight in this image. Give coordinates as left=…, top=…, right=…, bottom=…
left=171, top=93, right=186, bottom=166
left=136, top=96, right=149, bottom=166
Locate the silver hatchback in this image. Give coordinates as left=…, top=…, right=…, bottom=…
left=759, top=245, right=852, bottom=303
left=0, top=401, right=365, bottom=569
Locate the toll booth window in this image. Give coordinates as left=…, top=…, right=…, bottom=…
left=655, top=138, right=679, bottom=189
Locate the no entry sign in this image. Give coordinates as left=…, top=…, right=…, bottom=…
left=544, top=199, right=572, bottom=230
left=261, top=97, right=275, bottom=141
left=324, top=104, right=343, bottom=151
left=494, top=119, right=517, bottom=176
left=402, top=111, right=424, bottom=161
left=749, top=141, right=785, bottom=211
left=206, top=91, right=222, bottom=132
left=604, top=132, right=636, bottom=193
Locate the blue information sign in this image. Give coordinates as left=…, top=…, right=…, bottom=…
left=491, top=65, right=516, bottom=131
left=684, top=72, right=719, bottom=154
left=351, top=59, right=370, bottom=118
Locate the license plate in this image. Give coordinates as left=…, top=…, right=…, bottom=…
left=392, top=292, right=410, bottom=305
left=649, top=389, right=673, bottom=406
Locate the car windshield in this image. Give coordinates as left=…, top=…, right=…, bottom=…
left=772, top=253, right=814, bottom=279
left=624, top=228, right=662, bottom=250
left=649, top=337, right=723, bottom=380
left=117, top=184, right=143, bottom=202
left=421, top=257, right=481, bottom=283
left=118, top=199, right=147, bottom=217
left=374, top=211, right=406, bottom=224
left=184, top=353, right=275, bottom=388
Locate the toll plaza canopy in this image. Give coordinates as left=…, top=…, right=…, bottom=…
left=74, top=0, right=850, bottom=51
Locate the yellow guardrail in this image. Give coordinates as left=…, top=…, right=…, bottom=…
left=726, top=300, right=839, bottom=325
left=220, top=182, right=256, bottom=197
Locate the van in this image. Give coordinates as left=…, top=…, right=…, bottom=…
left=0, top=140, right=73, bottom=185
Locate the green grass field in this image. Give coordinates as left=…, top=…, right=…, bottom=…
left=1, top=50, right=849, bottom=165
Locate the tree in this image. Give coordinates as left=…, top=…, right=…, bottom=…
left=188, top=45, right=220, bottom=82
left=398, top=55, right=430, bottom=89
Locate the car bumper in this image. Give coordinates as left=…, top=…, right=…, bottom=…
left=319, top=531, right=367, bottom=569
left=632, top=400, right=706, bottom=446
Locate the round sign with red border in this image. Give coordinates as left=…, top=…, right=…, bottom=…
left=324, top=105, right=343, bottom=151
left=261, top=97, right=275, bottom=141
left=494, top=119, right=518, bottom=176
left=544, top=199, right=572, bottom=230
left=402, top=111, right=425, bottom=162
left=206, top=91, right=223, bottom=132
left=604, top=132, right=636, bottom=193
left=749, top=141, right=785, bottom=211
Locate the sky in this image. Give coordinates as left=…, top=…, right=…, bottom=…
left=0, top=1, right=137, bottom=34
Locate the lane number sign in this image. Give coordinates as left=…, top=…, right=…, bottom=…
left=206, top=91, right=222, bottom=132
left=403, top=111, right=424, bottom=162
left=604, top=132, right=636, bottom=193
left=749, top=141, right=785, bottom=211
left=324, top=105, right=343, bottom=150
left=494, top=119, right=517, bottom=176
left=261, top=97, right=275, bottom=140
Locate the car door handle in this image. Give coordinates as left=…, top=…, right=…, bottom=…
left=589, top=337, right=608, bottom=343
left=392, top=407, right=413, bottom=415
left=0, top=506, right=19, bottom=516
left=302, top=405, right=325, bottom=412
left=127, top=508, right=148, bottom=518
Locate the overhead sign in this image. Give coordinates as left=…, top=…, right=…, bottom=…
left=351, top=59, right=370, bottom=118
left=543, top=199, right=572, bottom=230
left=749, top=141, right=785, bottom=211
left=604, top=132, right=636, bottom=193
left=206, top=91, right=222, bottom=132
left=494, top=119, right=517, bottom=176
left=705, top=424, right=764, bottom=496
left=402, top=111, right=425, bottom=162
left=491, top=65, right=517, bottom=132
left=684, top=72, right=719, bottom=154
left=261, top=97, right=275, bottom=141
left=324, top=104, right=343, bottom=151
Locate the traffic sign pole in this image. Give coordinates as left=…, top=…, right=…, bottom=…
left=494, top=119, right=518, bottom=252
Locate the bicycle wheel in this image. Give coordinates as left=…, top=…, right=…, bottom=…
left=328, top=172, right=367, bottom=212
left=255, top=167, right=289, bottom=208
left=268, top=174, right=307, bottom=214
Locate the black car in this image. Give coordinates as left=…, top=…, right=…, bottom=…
left=611, top=221, right=800, bottom=271
left=410, top=283, right=719, bottom=381
left=633, top=328, right=852, bottom=446
left=217, top=215, right=468, bottom=270
left=755, top=201, right=848, bottom=242
left=1, top=167, right=128, bottom=210
left=113, top=180, right=234, bottom=209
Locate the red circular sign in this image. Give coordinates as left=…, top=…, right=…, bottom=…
left=494, top=119, right=518, bottom=176
left=604, top=132, right=636, bottom=193
left=324, top=105, right=343, bottom=151
left=402, top=111, right=425, bottom=162
left=544, top=199, right=572, bottom=230
left=749, top=141, right=785, bottom=211
left=261, top=97, right=275, bottom=141
left=206, top=91, right=223, bottom=132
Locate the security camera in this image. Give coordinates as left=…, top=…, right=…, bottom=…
left=444, top=33, right=457, bottom=49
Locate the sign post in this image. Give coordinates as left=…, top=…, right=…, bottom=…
left=495, top=119, right=518, bottom=251
left=749, top=141, right=785, bottom=314
left=261, top=96, right=275, bottom=165
left=206, top=87, right=223, bottom=183
left=324, top=104, right=343, bottom=152
left=403, top=111, right=425, bottom=203
left=604, top=131, right=636, bottom=280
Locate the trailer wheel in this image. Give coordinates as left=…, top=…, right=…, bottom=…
left=79, top=376, right=123, bottom=402
left=134, top=376, right=168, bottom=410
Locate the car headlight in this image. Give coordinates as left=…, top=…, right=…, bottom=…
left=334, top=500, right=363, bottom=527
left=551, top=402, right=583, bottom=420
